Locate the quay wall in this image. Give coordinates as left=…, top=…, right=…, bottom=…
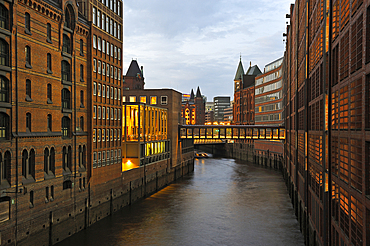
left=10, top=155, right=194, bottom=246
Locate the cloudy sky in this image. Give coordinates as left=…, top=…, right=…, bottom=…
left=124, top=0, right=293, bottom=101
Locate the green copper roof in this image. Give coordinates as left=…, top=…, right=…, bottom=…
left=234, top=60, right=244, bottom=81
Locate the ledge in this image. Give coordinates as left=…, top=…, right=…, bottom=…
left=0, top=65, right=11, bottom=73
left=13, top=131, right=63, bottom=138
left=0, top=102, right=11, bottom=108
left=61, top=80, right=72, bottom=86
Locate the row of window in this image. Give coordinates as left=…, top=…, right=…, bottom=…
left=93, top=149, right=121, bottom=168
left=255, top=80, right=282, bottom=96
left=93, top=82, right=120, bottom=99
left=93, top=35, right=122, bottom=61
left=93, top=106, right=120, bottom=121
left=24, top=81, right=84, bottom=108
left=93, top=128, right=120, bottom=142
left=92, top=7, right=122, bottom=39
left=125, top=95, right=168, bottom=105
left=93, top=59, right=121, bottom=81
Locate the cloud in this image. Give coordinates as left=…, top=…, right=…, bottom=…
left=124, top=0, right=293, bottom=100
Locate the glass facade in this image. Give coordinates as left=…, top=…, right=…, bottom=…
left=122, top=103, right=169, bottom=171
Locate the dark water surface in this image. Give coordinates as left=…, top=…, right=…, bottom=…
left=58, top=158, right=304, bottom=246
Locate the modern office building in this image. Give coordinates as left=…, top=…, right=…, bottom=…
left=233, top=59, right=261, bottom=125
left=255, top=57, right=284, bottom=125
left=214, top=96, right=230, bottom=122
left=254, top=57, right=284, bottom=155
left=284, top=1, right=370, bottom=245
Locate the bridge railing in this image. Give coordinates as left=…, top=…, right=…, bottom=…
left=179, top=125, right=285, bottom=140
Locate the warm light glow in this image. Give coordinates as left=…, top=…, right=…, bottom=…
left=126, top=160, right=132, bottom=165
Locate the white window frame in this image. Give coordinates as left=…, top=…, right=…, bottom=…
left=93, top=105, right=96, bottom=119
left=111, top=66, right=113, bottom=78
left=111, top=108, right=113, bottom=120
left=93, top=82, right=97, bottom=95
left=98, top=129, right=101, bottom=142
left=106, top=42, right=110, bottom=55
left=98, top=37, right=101, bottom=51
left=110, top=129, right=113, bottom=141
left=93, top=129, right=96, bottom=142
left=97, top=10, right=101, bottom=28
left=106, top=85, right=110, bottom=98
left=118, top=89, right=121, bottom=100
left=98, top=83, right=101, bottom=96
left=106, top=128, right=109, bottom=141
left=98, top=60, right=101, bottom=74
left=102, top=13, right=105, bottom=31
left=111, top=87, right=113, bottom=99
left=110, top=44, right=113, bottom=57
left=102, top=129, right=105, bottom=141
left=92, top=7, right=96, bottom=25
left=114, top=88, right=117, bottom=99
left=98, top=106, right=101, bottom=119
left=93, top=59, right=97, bottom=72
left=102, top=40, right=106, bottom=53
left=93, top=35, right=97, bottom=49
left=102, top=62, right=105, bottom=75
left=107, top=107, right=110, bottom=119
left=102, top=106, right=106, bottom=119
left=118, top=69, right=121, bottom=80
left=106, top=64, right=110, bottom=77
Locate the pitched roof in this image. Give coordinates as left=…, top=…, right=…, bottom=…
left=234, top=60, right=245, bottom=81
left=246, top=65, right=262, bottom=76
left=126, top=60, right=143, bottom=78
left=190, top=89, right=195, bottom=100
left=196, top=86, right=202, bottom=97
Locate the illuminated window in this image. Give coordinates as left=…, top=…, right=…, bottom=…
left=129, top=96, right=136, bottom=102
left=140, top=96, right=146, bottom=103
left=150, top=96, right=157, bottom=105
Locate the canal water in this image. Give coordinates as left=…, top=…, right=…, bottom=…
left=58, top=157, right=304, bottom=246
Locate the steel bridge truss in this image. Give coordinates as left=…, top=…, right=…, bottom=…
left=179, top=125, right=285, bottom=140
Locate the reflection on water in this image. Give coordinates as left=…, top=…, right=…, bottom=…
left=58, top=158, right=304, bottom=246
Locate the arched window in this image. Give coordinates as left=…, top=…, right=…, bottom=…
left=50, top=147, right=55, bottom=174
left=46, top=23, right=51, bottom=42
left=0, top=5, right=8, bottom=30
left=25, top=13, right=30, bottom=33
left=26, top=112, right=31, bottom=131
left=0, top=39, right=8, bottom=66
left=80, top=39, right=83, bottom=55
left=47, top=114, right=52, bottom=131
left=62, top=34, right=70, bottom=54
left=67, top=146, right=72, bottom=170
left=79, top=116, right=84, bottom=131
left=47, top=84, right=52, bottom=102
left=62, top=116, right=70, bottom=138
left=29, top=149, right=35, bottom=179
left=62, top=146, right=67, bottom=170
left=64, top=5, right=75, bottom=29
left=0, top=76, right=8, bottom=102
left=61, top=60, right=71, bottom=81
left=2, top=151, right=10, bottom=184
left=47, top=53, right=52, bottom=72
left=22, top=150, right=27, bottom=177
left=25, top=46, right=31, bottom=67
left=82, top=145, right=86, bottom=168
left=61, top=89, right=71, bottom=109
left=78, top=145, right=82, bottom=167
left=44, top=148, right=49, bottom=173
left=26, top=79, right=31, bottom=99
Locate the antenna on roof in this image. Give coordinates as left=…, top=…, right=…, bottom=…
left=240, top=52, right=242, bottom=61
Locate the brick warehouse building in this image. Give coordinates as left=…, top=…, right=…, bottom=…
left=284, top=0, right=370, bottom=245
left=181, top=87, right=205, bottom=125
left=0, top=0, right=123, bottom=244
left=233, top=58, right=261, bottom=125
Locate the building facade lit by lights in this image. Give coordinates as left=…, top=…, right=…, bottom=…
left=122, top=89, right=190, bottom=172
left=122, top=102, right=170, bottom=170
left=181, top=87, right=205, bottom=125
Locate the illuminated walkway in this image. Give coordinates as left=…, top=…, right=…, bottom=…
left=179, top=125, right=285, bottom=140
